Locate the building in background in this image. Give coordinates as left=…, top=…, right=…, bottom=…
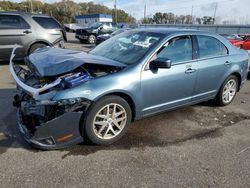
left=75, top=14, right=112, bottom=27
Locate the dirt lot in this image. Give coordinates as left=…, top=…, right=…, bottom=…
left=0, top=32, right=250, bottom=187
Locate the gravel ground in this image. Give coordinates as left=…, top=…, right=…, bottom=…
left=0, top=32, right=250, bottom=187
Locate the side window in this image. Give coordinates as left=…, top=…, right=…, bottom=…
left=102, top=23, right=111, bottom=29
left=0, top=15, right=30, bottom=29
left=197, top=35, right=228, bottom=59
left=157, top=36, right=193, bottom=64
left=33, top=17, right=61, bottom=29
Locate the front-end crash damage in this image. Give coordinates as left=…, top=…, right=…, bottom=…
left=9, top=46, right=126, bottom=149
left=16, top=97, right=91, bottom=149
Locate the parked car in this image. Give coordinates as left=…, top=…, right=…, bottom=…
left=10, top=28, right=249, bottom=149
left=227, top=34, right=250, bottom=50
left=96, top=28, right=131, bottom=45
left=0, top=11, right=66, bottom=61
left=75, top=22, right=119, bottom=44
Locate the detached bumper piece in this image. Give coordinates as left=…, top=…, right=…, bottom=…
left=18, top=110, right=83, bottom=150
left=14, top=96, right=91, bottom=150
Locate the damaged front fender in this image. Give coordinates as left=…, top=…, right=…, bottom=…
left=16, top=96, right=92, bottom=149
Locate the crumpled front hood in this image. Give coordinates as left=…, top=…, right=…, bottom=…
left=27, top=47, right=126, bottom=77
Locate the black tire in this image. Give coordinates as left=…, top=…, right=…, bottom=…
left=29, top=43, right=48, bottom=54
left=215, top=75, right=239, bottom=106
left=87, top=34, right=96, bottom=44
left=83, top=95, right=132, bottom=145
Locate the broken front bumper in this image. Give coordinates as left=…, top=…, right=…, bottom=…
left=10, top=46, right=90, bottom=150
left=17, top=110, right=83, bottom=150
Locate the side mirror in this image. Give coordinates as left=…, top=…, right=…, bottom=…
left=99, top=26, right=103, bottom=30
left=149, top=58, right=172, bottom=69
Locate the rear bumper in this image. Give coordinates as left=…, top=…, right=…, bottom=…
left=17, top=110, right=83, bottom=150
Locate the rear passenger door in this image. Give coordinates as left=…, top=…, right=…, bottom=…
left=0, top=14, right=32, bottom=60
left=192, top=35, right=229, bottom=101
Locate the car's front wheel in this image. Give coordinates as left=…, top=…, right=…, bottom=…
left=88, top=34, right=96, bottom=44
left=216, top=75, right=239, bottom=106
left=83, top=96, right=132, bottom=145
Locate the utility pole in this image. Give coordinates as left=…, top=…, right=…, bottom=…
left=28, top=0, right=33, bottom=13
left=213, top=2, right=218, bottom=24
left=114, top=0, right=117, bottom=23
left=191, top=5, right=194, bottom=24
left=144, top=3, right=146, bottom=20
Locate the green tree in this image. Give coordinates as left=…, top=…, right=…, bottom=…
left=0, top=0, right=135, bottom=24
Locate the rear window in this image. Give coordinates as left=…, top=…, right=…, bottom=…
left=197, top=35, right=228, bottom=59
left=0, top=14, right=30, bottom=29
left=33, top=16, right=61, bottom=29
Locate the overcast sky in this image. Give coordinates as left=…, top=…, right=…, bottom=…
left=5, top=0, right=250, bottom=23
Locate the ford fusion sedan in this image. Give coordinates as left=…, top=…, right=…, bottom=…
left=0, top=11, right=66, bottom=61
left=10, top=28, right=249, bottom=149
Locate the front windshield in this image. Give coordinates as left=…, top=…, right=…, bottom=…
left=89, top=22, right=102, bottom=29
left=90, top=31, right=164, bottom=65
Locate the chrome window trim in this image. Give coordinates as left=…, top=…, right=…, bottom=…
left=142, top=34, right=195, bottom=71
left=142, top=33, right=230, bottom=71
left=0, top=14, right=31, bottom=30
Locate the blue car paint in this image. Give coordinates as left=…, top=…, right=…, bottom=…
left=52, top=29, right=248, bottom=120
left=28, top=47, right=126, bottom=77
left=14, top=28, right=249, bottom=149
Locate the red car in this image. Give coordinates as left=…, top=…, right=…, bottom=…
left=227, top=34, right=250, bottom=50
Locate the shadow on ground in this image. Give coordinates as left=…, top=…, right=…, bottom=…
left=0, top=88, right=33, bottom=155
left=0, top=86, right=249, bottom=158
left=0, top=86, right=249, bottom=157
left=60, top=105, right=250, bottom=158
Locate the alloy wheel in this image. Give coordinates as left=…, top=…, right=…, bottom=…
left=222, top=79, right=237, bottom=104
left=92, top=103, right=127, bottom=140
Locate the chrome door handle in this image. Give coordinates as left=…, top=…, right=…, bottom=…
left=224, top=61, right=232, bottom=65
left=185, top=68, right=196, bottom=74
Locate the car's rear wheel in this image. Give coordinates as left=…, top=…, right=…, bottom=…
left=216, top=75, right=238, bottom=106
left=29, top=43, right=48, bottom=54
left=88, top=34, right=96, bottom=44
left=83, top=96, right=132, bottom=145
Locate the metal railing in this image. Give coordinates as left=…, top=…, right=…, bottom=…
left=140, top=24, right=250, bottom=36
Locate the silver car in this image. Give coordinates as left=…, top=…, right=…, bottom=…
left=0, top=11, right=65, bottom=61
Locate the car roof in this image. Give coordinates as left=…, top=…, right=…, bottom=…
left=0, top=11, right=52, bottom=18
left=132, top=27, right=211, bottom=35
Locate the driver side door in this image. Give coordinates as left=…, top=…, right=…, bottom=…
left=140, top=35, right=198, bottom=117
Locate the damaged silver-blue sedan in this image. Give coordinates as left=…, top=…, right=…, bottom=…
left=10, top=28, right=249, bottom=149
